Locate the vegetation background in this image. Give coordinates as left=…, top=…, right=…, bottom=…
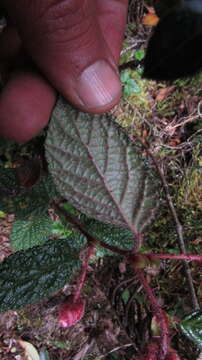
left=0, top=0, right=201, bottom=359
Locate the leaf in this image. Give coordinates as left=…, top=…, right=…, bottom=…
left=39, top=350, right=50, bottom=360
left=11, top=215, right=53, bottom=251
left=46, top=97, right=159, bottom=239
left=51, top=220, right=73, bottom=239
left=155, top=86, right=176, bottom=102
left=0, top=168, right=57, bottom=219
left=121, top=289, right=130, bottom=304
left=120, top=70, right=131, bottom=83
left=124, top=79, right=141, bottom=97
left=0, top=167, right=19, bottom=196
left=143, top=9, right=202, bottom=80
left=0, top=238, right=81, bottom=312
left=76, top=216, right=135, bottom=257
left=142, top=13, right=159, bottom=27
left=134, top=50, right=145, bottom=61
left=16, top=157, right=41, bottom=188
left=18, top=340, right=40, bottom=360
left=180, top=310, right=202, bottom=348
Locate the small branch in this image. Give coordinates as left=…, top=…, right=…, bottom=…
left=112, top=276, right=136, bottom=305
left=73, top=246, right=94, bottom=302
left=150, top=254, right=202, bottom=262
left=99, top=343, right=133, bottom=359
left=135, top=269, right=170, bottom=360
left=53, top=202, right=129, bottom=257
left=133, top=137, right=199, bottom=310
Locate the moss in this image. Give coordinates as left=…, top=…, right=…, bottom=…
left=174, top=72, right=202, bottom=92
left=177, top=147, right=202, bottom=211
left=116, top=69, right=155, bottom=134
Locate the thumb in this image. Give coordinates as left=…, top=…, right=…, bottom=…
left=3, top=0, right=121, bottom=113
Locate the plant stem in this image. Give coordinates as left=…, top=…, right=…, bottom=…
left=133, top=136, right=199, bottom=310
left=73, top=246, right=93, bottom=302
left=150, top=254, right=202, bottom=262
left=54, top=202, right=202, bottom=264
left=53, top=202, right=129, bottom=256
left=136, top=269, right=170, bottom=360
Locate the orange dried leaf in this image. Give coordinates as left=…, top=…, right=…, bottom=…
left=142, top=13, right=159, bottom=27
left=155, top=86, right=176, bottom=102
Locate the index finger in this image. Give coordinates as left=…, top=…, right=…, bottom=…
left=97, top=0, right=128, bottom=64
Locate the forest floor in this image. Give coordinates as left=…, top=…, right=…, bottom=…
left=0, top=1, right=202, bottom=359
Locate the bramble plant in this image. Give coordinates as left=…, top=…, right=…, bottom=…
left=0, top=96, right=202, bottom=360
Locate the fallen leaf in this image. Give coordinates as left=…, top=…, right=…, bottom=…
left=142, top=13, right=159, bottom=27
left=155, top=86, right=176, bottom=102
left=18, top=340, right=40, bottom=360
left=168, top=137, right=181, bottom=147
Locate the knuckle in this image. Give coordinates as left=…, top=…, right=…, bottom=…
left=36, top=0, right=96, bottom=48
left=39, top=0, right=82, bottom=22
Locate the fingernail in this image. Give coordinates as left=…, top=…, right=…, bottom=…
left=77, top=60, right=121, bottom=109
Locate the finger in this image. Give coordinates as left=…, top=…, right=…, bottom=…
left=0, top=70, right=56, bottom=142
left=97, top=0, right=128, bottom=63
left=0, top=27, right=56, bottom=142
left=0, top=26, right=21, bottom=60
left=3, top=0, right=122, bottom=113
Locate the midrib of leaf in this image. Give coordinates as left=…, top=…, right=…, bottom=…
left=72, top=118, right=140, bottom=238
left=46, top=97, right=159, bottom=237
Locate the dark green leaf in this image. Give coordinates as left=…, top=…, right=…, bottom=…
left=76, top=216, right=134, bottom=257
left=121, top=289, right=130, bottom=304
left=51, top=220, right=73, bottom=239
left=134, top=50, right=145, bottom=61
left=180, top=310, right=202, bottom=348
left=0, top=238, right=81, bottom=312
left=46, top=97, right=159, bottom=239
left=0, top=167, right=19, bottom=196
left=11, top=216, right=53, bottom=251
left=0, top=168, right=57, bottom=219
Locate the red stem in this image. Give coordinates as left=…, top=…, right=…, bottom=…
left=73, top=246, right=94, bottom=302
left=135, top=269, right=170, bottom=360
left=151, top=254, right=202, bottom=262
left=53, top=202, right=129, bottom=256
left=53, top=202, right=202, bottom=263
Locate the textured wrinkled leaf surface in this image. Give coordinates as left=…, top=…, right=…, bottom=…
left=11, top=215, right=53, bottom=251
left=0, top=238, right=80, bottom=312
left=180, top=310, right=202, bottom=348
left=74, top=216, right=135, bottom=257
left=0, top=167, right=19, bottom=196
left=0, top=168, right=57, bottom=219
left=46, top=97, right=159, bottom=236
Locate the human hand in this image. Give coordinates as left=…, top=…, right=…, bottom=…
left=0, top=0, right=128, bottom=142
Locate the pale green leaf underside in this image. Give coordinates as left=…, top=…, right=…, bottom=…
left=46, top=97, right=159, bottom=236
